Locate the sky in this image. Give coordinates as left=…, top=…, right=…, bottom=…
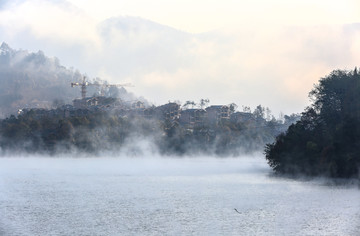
left=0, top=0, right=359, bottom=115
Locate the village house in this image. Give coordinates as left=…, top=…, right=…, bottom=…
left=73, top=96, right=121, bottom=109
left=230, top=112, right=254, bottom=123
left=179, top=109, right=207, bottom=128
left=154, top=102, right=180, bottom=121
left=205, top=105, right=231, bottom=124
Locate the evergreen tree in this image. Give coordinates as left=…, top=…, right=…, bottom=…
left=265, top=69, right=360, bottom=178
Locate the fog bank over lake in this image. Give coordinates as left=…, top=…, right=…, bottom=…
left=0, top=156, right=359, bottom=236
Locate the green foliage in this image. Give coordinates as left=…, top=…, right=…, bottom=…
left=265, top=69, right=360, bottom=178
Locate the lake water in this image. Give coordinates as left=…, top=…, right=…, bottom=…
left=0, top=155, right=359, bottom=236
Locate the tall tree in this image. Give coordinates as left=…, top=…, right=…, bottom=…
left=199, top=99, right=210, bottom=109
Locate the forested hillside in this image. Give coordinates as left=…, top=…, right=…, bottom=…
left=0, top=42, right=83, bottom=116
left=0, top=43, right=139, bottom=117
left=0, top=43, right=301, bottom=156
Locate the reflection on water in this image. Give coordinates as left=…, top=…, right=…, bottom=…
left=0, top=156, right=359, bottom=236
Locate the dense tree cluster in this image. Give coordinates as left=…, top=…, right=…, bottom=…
left=159, top=116, right=280, bottom=156
left=0, top=110, right=145, bottom=155
left=0, top=105, right=294, bottom=156
left=265, top=69, right=360, bottom=178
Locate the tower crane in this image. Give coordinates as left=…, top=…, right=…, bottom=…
left=71, top=76, right=133, bottom=99
left=71, top=76, right=89, bottom=99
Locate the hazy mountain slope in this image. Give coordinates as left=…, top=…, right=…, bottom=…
left=96, top=16, right=193, bottom=77
left=0, top=42, right=85, bottom=116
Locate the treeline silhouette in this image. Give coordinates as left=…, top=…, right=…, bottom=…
left=0, top=106, right=296, bottom=156
left=265, top=69, right=360, bottom=179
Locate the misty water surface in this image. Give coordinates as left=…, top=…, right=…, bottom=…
left=0, top=155, right=359, bottom=236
